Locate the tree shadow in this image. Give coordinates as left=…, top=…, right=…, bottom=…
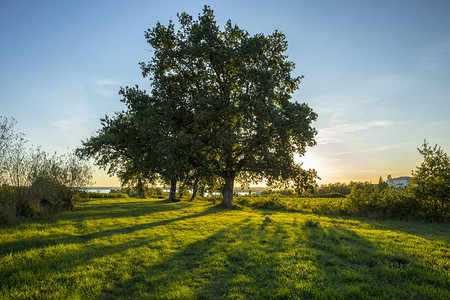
left=94, top=216, right=448, bottom=299
left=99, top=217, right=345, bottom=299
left=1, top=204, right=227, bottom=298
left=301, top=223, right=449, bottom=298
left=46, top=199, right=189, bottom=223
left=355, top=218, right=450, bottom=243
left=98, top=218, right=296, bottom=299
left=0, top=204, right=221, bottom=257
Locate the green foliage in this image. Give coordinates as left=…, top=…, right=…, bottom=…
left=317, top=182, right=351, bottom=196
left=304, top=219, right=319, bottom=227
left=377, top=176, right=389, bottom=191
left=411, top=140, right=450, bottom=219
left=0, top=197, right=448, bottom=299
left=336, top=142, right=450, bottom=220
left=0, top=185, right=16, bottom=225
left=230, top=195, right=346, bottom=215
left=80, top=192, right=128, bottom=199
left=146, top=187, right=165, bottom=198
left=235, top=196, right=285, bottom=210
left=345, top=182, right=380, bottom=214
left=79, top=6, right=319, bottom=207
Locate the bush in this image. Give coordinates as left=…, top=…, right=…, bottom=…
left=0, top=185, right=16, bottom=225
left=0, top=117, right=94, bottom=224
left=147, top=187, right=165, bottom=198
left=82, top=192, right=128, bottom=199
left=305, top=219, right=319, bottom=227
left=344, top=182, right=380, bottom=214
left=235, top=196, right=285, bottom=209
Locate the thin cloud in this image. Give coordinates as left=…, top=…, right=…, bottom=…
left=52, top=117, right=84, bottom=132
left=310, top=75, right=413, bottom=124
left=329, top=143, right=409, bottom=156
left=316, top=120, right=395, bottom=145
left=93, top=78, right=119, bottom=97
left=95, top=78, right=118, bottom=86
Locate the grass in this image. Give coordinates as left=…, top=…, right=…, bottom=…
left=1, top=197, right=449, bottom=299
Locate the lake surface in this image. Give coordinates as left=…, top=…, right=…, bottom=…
left=83, top=187, right=118, bottom=194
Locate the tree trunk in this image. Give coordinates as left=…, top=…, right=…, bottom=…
left=222, top=175, right=235, bottom=208
left=169, top=179, right=176, bottom=201
left=189, top=186, right=197, bottom=202
left=178, top=186, right=184, bottom=199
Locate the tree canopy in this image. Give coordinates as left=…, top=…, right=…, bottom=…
left=411, top=140, right=450, bottom=218
left=79, top=6, right=318, bottom=207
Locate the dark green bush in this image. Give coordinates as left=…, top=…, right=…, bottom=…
left=80, top=191, right=128, bottom=199
left=0, top=185, right=16, bottom=225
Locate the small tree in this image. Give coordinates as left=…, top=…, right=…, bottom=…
left=377, top=176, right=389, bottom=191
left=0, top=116, right=29, bottom=188
left=411, top=140, right=450, bottom=219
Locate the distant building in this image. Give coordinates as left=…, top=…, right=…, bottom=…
left=386, top=176, right=411, bottom=188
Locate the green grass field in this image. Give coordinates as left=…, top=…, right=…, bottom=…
left=1, top=197, right=449, bottom=299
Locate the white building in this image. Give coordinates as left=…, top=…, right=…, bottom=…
left=386, top=176, right=411, bottom=188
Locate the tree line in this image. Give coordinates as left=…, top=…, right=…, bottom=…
left=253, top=141, right=449, bottom=220
left=77, top=6, right=319, bottom=208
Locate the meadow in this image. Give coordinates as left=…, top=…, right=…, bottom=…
left=1, top=197, right=449, bottom=299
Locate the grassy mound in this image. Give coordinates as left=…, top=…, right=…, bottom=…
left=1, top=197, right=449, bottom=299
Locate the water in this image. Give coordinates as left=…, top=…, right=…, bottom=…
left=82, top=188, right=118, bottom=194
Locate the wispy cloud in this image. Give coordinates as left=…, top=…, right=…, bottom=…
left=93, top=78, right=119, bottom=97
left=329, top=142, right=408, bottom=156
left=430, top=121, right=449, bottom=126
left=52, top=116, right=84, bottom=133
left=310, top=75, right=414, bottom=124
left=316, top=120, right=395, bottom=145
left=95, top=78, right=118, bottom=86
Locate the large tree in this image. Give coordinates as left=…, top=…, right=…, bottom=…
left=79, top=6, right=318, bottom=207
left=141, top=7, right=318, bottom=207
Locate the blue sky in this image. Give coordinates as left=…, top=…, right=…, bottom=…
left=1, top=0, right=449, bottom=186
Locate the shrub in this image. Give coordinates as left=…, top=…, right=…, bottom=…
left=344, top=182, right=380, bottom=214
left=305, top=219, right=319, bottom=227
left=82, top=192, right=128, bottom=199
left=0, top=185, right=16, bottom=225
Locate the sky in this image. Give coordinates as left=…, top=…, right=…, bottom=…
left=1, top=0, right=449, bottom=186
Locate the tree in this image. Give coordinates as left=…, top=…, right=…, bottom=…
left=377, top=176, right=389, bottom=191
left=0, top=116, right=29, bottom=188
left=79, top=6, right=318, bottom=207
left=78, top=86, right=202, bottom=201
left=141, top=6, right=318, bottom=207
left=411, top=140, right=449, bottom=218
left=77, top=111, right=155, bottom=198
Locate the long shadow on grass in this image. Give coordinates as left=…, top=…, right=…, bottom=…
left=0, top=204, right=220, bottom=257
left=1, top=205, right=225, bottom=293
left=44, top=199, right=188, bottom=224
left=358, top=218, right=450, bottom=243
left=97, top=219, right=259, bottom=299
left=98, top=217, right=447, bottom=299
left=98, top=219, right=321, bottom=299
left=301, top=224, right=449, bottom=299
